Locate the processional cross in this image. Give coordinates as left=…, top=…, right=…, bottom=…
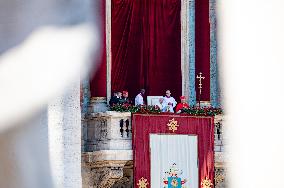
left=196, top=72, right=205, bottom=106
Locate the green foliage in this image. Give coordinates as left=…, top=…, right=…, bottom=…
left=181, top=106, right=223, bottom=116
left=109, top=104, right=223, bottom=116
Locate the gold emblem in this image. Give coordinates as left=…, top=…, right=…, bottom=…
left=171, top=179, right=179, bottom=187
left=167, top=118, right=179, bottom=132
left=137, top=177, right=149, bottom=188
left=201, top=177, right=213, bottom=188
left=215, top=173, right=225, bottom=185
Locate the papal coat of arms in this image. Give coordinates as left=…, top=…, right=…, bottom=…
left=163, top=163, right=187, bottom=188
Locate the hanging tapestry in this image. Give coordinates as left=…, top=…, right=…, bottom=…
left=132, top=114, right=214, bottom=188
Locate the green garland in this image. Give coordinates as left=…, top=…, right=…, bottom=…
left=109, top=104, right=222, bottom=116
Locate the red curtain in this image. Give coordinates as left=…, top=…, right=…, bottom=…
left=195, top=0, right=210, bottom=101
left=111, top=0, right=181, bottom=100
left=132, top=114, right=215, bottom=188
left=90, top=0, right=107, bottom=97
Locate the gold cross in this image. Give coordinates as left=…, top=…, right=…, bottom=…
left=196, top=72, right=205, bottom=95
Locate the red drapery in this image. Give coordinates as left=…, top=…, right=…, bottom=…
left=111, top=0, right=181, bottom=100
left=90, top=0, right=107, bottom=97
left=132, top=114, right=215, bottom=188
left=195, top=0, right=210, bottom=101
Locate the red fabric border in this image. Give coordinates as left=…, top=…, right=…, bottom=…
left=132, top=114, right=215, bottom=188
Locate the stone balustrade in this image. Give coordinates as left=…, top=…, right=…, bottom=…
left=82, top=112, right=226, bottom=188
left=83, top=111, right=132, bottom=152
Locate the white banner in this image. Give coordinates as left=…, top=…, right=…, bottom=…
left=150, top=134, right=198, bottom=188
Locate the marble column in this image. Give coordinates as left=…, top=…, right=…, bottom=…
left=189, top=0, right=196, bottom=106
left=181, top=0, right=190, bottom=100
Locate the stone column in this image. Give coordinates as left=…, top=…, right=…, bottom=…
left=181, top=0, right=190, bottom=99
left=188, top=0, right=197, bottom=106
left=181, top=0, right=196, bottom=106
left=48, top=82, right=82, bottom=188
left=106, top=0, right=112, bottom=103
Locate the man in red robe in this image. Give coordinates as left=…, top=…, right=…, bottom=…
left=175, top=96, right=190, bottom=113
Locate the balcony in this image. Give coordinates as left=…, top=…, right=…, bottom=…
left=82, top=111, right=225, bottom=188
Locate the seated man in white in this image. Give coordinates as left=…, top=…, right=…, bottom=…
left=162, top=90, right=177, bottom=113
left=154, top=98, right=166, bottom=110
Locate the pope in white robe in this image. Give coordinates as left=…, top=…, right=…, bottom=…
left=162, top=90, right=177, bottom=113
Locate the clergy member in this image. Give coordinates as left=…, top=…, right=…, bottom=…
left=163, top=90, right=177, bottom=113
left=109, top=91, right=122, bottom=106
left=121, top=90, right=132, bottom=105
left=175, top=96, right=190, bottom=113
left=135, top=89, right=145, bottom=106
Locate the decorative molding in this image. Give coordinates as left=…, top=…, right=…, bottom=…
left=91, top=97, right=107, bottom=101
left=84, top=160, right=130, bottom=188
left=106, top=0, right=112, bottom=103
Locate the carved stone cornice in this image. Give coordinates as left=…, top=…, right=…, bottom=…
left=86, top=160, right=131, bottom=188
left=82, top=151, right=133, bottom=164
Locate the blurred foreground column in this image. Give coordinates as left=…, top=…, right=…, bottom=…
left=48, top=82, right=82, bottom=188
left=0, top=81, right=82, bottom=188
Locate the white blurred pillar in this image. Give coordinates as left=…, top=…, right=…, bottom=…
left=48, top=81, right=82, bottom=188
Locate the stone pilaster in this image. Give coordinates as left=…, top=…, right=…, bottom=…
left=106, top=0, right=112, bottom=102
left=210, top=0, right=220, bottom=107
left=188, top=0, right=196, bottom=106
left=181, top=0, right=190, bottom=99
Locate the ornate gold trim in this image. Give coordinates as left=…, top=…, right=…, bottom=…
left=137, top=177, right=149, bottom=188
left=167, top=118, right=179, bottom=132
left=201, top=177, right=213, bottom=188
left=215, top=173, right=225, bottom=185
